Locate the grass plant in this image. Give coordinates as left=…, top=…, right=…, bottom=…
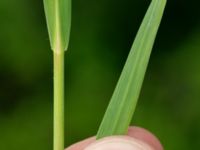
left=43, top=0, right=166, bottom=148
left=43, top=0, right=71, bottom=150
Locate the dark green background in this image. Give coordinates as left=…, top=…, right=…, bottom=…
left=0, top=0, right=200, bottom=149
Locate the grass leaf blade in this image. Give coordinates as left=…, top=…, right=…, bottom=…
left=44, top=0, right=71, bottom=52
left=97, top=0, right=167, bottom=139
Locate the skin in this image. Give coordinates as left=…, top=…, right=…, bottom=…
left=66, top=126, right=163, bottom=150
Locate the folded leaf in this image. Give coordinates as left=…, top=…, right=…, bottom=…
left=44, top=0, right=71, bottom=52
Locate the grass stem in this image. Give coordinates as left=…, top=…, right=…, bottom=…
left=53, top=50, right=65, bottom=150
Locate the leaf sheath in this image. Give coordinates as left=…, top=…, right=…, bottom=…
left=44, top=0, right=71, bottom=52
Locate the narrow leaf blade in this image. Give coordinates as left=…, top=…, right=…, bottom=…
left=43, top=0, right=71, bottom=52
left=97, top=0, right=167, bottom=139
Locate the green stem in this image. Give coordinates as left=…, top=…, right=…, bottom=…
left=54, top=51, right=65, bottom=150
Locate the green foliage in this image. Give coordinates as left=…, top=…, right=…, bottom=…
left=43, top=0, right=71, bottom=150
left=97, top=0, right=167, bottom=139
left=1, top=0, right=200, bottom=149
left=43, top=0, right=71, bottom=52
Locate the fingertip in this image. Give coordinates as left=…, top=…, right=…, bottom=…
left=127, top=126, right=163, bottom=150
left=66, top=126, right=163, bottom=150
left=84, top=136, right=155, bottom=150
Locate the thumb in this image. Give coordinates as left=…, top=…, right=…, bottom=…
left=84, top=136, right=155, bottom=150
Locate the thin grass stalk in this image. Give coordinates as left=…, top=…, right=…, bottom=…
left=43, top=0, right=71, bottom=149
left=53, top=51, right=65, bottom=150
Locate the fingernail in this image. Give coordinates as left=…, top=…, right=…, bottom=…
left=84, top=136, right=154, bottom=150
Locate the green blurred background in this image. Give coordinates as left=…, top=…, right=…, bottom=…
left=0, top=0, right=200, bottom=149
